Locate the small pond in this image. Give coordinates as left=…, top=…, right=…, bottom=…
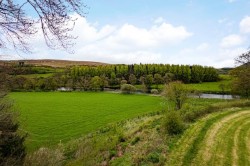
left=196, top=94, right=239, bottom=99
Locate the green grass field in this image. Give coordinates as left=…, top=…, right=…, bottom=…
left=185, top=74, right=232, bottom=94
left=166, top=108, right=250, bottom=166
left=10, top=92, right=163, bottom=151
left=135, top=75, right=233, bottom=94
left=186, top=80, right=231, bottom=94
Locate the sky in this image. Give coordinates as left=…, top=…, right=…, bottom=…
left=1, top=0, right=250, bottom=68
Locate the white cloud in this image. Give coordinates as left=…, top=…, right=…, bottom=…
left=228, top=0, right=237, bottom=3
left=177, top=46, right=246, bottom=68
left=218, top=18, right=228, bottom=24
left=154, top=17, right=165, bottom=24
left=220, top=34, right=244, bottom=48
left=216, top=47, right=247, bottom=67
left=240, top=16, right=250, bottom=34
left=66, top=51, right=162, bottom=64
left=22, top=14, right=192, bottom=64
left=197, top=43, right=209, bottom=51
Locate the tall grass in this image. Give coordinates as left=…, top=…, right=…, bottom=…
left=181, top=99, right=250, bottom=122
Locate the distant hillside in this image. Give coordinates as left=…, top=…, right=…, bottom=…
left=0, top=59, right=108, bottom=68
left=217, top=67, right=234, bottom=75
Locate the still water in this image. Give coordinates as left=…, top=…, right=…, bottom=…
left=198, top=94, right=239, bottom=99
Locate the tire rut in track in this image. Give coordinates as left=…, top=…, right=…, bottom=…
left=237, top=121, right=250, bottom=166
left=209, top=118, right=250, bottom=166
left=166, top=112, right=222, bottom=166
left=166, top=109, right=250, bottom=166
left=201, top=114, right=250, bottom=166
left=246, top=126, right=250, bottom=164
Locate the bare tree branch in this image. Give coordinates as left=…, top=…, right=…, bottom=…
left=235, top=49, right=250, bottom=67
left=0, top=0, right=86, bottom=53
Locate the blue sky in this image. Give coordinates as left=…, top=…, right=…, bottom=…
left=1, top=0, right=250, bottom=67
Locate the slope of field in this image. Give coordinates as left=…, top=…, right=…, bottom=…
left=186, top=74, right=232, bottom=94
left=167, top=108, right=250, bottom=166
left=10, top=92, right=163, bottom=151
left=0, top=59, right=108, bottom=67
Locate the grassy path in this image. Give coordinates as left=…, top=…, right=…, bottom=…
left=166, top=108, right=250, bottom=166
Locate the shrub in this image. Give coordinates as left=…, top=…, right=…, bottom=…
left=193, top=90, right=202, bottom=98
left=162, top=81, right=189, bottom=110
left=121, top=84, right=136, bottom=94
left=163, top=111, right=185, bottom=135
left=0, top=93, right=26, bottom=166
left=151, top=89, right=159, bottom=94
left=120, top=80, right=127, bottom=85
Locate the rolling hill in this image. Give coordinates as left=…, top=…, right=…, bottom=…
left=0, top=59, right=108, bottom=68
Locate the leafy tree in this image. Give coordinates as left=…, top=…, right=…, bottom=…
left=90, top=76, right=102, bottom=91
left=69, top=64, right=218, bottom=86
left=77, top=76, right=91, bottom=91
left=230, top=50, right=250, bottom=97
left=0, top=93, right=26, bottom=165
left=163, top=73, right=174, bottom=84
left=203, top=67, right=219, bottom=82
left=120, top=80, right=127, bottom=85
left=144, top=74, right=154, bottom=91
left=154, top=74, right=163, bottom=89
left=191, top=65, right=204, bottom=83
left=120, top=84, right=136, bottom=94
left=151, top=89, right=159, bottom=94
left=12, top=76, right=27, bottom=90
left=110, top=72, right=117, bottom=86
left=139, top=76, right=145, bottom=85
left=129, top=74, right=137, bottom=85
left=181, top=65, right=191, bottom=83
left=66, top=78, right=77, bottom=90
left=163, top=81, right=189, bottom=110
left=0, top=73, right=12, bottom=90
left=23, top=78, right=36, bottom=91
left=99, top=75, right=109, bottom=91
left=44, top=77, right=58, bottom=91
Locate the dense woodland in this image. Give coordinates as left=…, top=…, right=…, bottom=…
left=0, top=63, right=218, bottom=92
left=71, top=64, right=218, bottom=83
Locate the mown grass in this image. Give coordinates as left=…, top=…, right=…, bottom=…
left=238, top=122, right=250, bottom=166
left=220, top=117, right=250, bottom=166
left=181, top=111, right=237, bottom=165
left=10, top=92, right=163, bottom=151
left=166, top=108, right=250, bottom=166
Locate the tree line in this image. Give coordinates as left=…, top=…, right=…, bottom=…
left=70, top=64, right=218, bottom=84
left=0, top=64, right=218, bottom=92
